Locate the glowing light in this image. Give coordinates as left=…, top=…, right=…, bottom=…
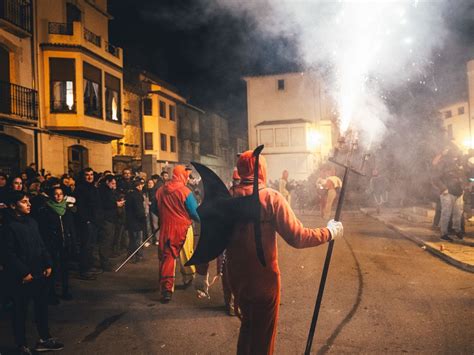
left=306, top=129, right=322, bottom=151
left=463, top=138, right=474, bottom=149
left=66, top=81, right=74, bottom=110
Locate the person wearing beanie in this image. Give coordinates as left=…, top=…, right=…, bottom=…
left=125, top=178, right=146, bottom=263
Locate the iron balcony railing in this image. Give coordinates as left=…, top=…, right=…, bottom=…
left=105, top=41, right=119, bottom=58
left=84, top=27, right=101, bottom=47
left=0, top=0, right=32, bottom=33
left=0, top=80, right=38, bottom=121
left=48, top=21, right=73, bottom=35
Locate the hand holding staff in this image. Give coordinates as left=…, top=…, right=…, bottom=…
left=115, top=228, right=159, bottom=272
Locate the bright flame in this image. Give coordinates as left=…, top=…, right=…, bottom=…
left=329, top=1, right=419, bottom=134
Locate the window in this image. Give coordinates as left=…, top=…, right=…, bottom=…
left=445, top=110, right=452, bottom=119
left=83, top=62, right=102, bottom=118
left=169, top=105, right=176, bottom=121
left=66, top=3, right=81, bottom=23
left=447, top=124, right=453, bottom=139
left=277, top=79, right=285, bottom=91
left=159, top=100, right=166, bottom=118
left=144, top=132, right=153, bottom=150
left=259, top=128, right=274, bottom=147
left=275, top=128, right=289, bottom=147
left=170, top=136, right=176, bottom=152
left=290, top=127, right=305, bottom=147
left=50, top=58, right=75, bottom=113
left=458, top=106, right=465, bottom=115
left=143, top=98, right=152, bottom=115
left=160, top=133, right=167, bottom=151
left=105, top=73, right=121, bottom=122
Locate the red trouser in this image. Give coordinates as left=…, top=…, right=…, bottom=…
left=236, top=293, right=280, bottom=355
left=159, top=244, right=177, bottom=292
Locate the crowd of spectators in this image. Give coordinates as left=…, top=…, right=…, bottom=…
left=0, top=164, right=170, bottom=354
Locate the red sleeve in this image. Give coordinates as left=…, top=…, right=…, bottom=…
left=268, top=190, right=331, bottom=248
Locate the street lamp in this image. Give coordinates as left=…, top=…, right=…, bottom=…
left=463, top=137, right=474, bottom=151
left=307, top=128, right=323, bottom=168
left=307, top=128, right=322, bottom=151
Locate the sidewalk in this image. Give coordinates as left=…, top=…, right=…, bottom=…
left=360, top=207, right=474, bottom=273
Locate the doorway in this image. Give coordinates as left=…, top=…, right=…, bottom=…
left=0, top=45, right=11, bottom=114
left=68, top=145, right=88, bottom=175
left=0, top=134, right=26, bottom=175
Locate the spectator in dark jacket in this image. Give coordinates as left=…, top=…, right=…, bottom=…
left=1, top=190, right=64, bottom=354
left=432, top=149, right=466, bottom=241
left=25, top=163, right=37, bottom=184
left=8, top=176, right=24, bottom=192
left=74, top=168, right=103, bottom=280
left=0, top=172, right=7, bottom=223
left=118, top=168, right=134, bottom=194
left=99, top=175, right=124, bottom=270
left=145, top=178, right=159, bottom=245
left=125, top=178, right=146, bottom=263
left=30, top=178, right=61, bottom=221
left=37, top=186, right=76, bottom=303
left=0, top=172, right=8, bottom=197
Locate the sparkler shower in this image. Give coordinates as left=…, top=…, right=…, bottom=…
left=202, top=0, right=448, bottom=146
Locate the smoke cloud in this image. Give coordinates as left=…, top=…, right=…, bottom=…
left=198, top=0, right=449, bottom=147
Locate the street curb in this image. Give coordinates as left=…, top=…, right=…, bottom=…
left=360, top=209, right=474, bottom=274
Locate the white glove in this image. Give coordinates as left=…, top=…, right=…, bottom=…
left=194, top=272, right=210, bottom=299
left=327, top=219, right=343, bottom=240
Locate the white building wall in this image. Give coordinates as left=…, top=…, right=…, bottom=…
left=440, top=102, right=470, bottom=153
left=245, top=72, right=336, bottom=180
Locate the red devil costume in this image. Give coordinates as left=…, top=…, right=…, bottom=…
left=226, top=151, right=334, bottom=355
left=155, top=165, right=199, bottom=302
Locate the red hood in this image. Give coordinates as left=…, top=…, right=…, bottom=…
left=236, top=150, right=267, bottom=186
left=164, top=165, right=190, bottom=193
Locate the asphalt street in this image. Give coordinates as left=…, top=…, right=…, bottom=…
left=1, top=214, right=473, bottom=354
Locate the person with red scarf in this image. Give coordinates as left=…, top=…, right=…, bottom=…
left=155, top=165, right=200, bottom=303
left=226, top=150, right=343, bottom=355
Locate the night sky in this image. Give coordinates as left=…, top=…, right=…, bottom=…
left=108, top=1, right=474, bottom=136
left=108, top=0, right=299, bottom=134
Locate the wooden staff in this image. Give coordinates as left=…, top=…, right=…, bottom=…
left=304, top=138, right=365, bottom=354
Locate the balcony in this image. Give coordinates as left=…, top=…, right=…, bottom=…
left=48, top=22, right=73, bottom=35
left=84, top=27, right=100, bottom=47
left=46, top=113, right=123, bottom=141
left=0, top=80, right=38, bottom=124
left=45, top=21, right=122, bottom=67
left=105, top=41, right=120, bottom=58
left=0, top=0, right=32, bottom=37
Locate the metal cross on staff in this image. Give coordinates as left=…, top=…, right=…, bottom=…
left=304, top=134, right=367, bottom=354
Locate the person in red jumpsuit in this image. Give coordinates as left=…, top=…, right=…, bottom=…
left=155, top=165, right=200, bottom=303
left=226, top=150, right=343, bottom=354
